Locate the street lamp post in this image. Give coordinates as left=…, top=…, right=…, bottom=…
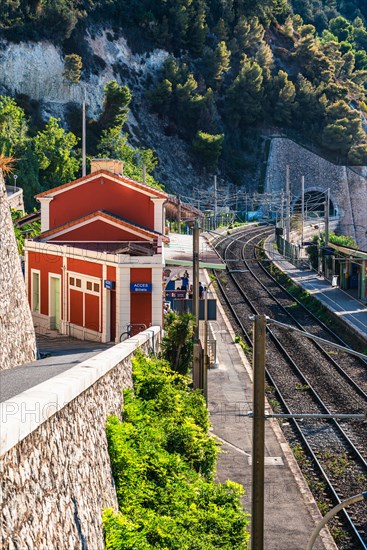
left=192, top=220, right=201, bottom=390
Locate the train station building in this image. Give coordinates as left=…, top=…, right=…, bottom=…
left=24, top=159, right=168, bottom=342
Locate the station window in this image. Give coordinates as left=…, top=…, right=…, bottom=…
left=68, top=273, right=100, bottom=295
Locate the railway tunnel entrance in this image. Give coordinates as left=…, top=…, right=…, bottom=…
left=293, top=191, right=336, bottom=221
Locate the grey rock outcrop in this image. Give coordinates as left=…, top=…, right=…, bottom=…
left=0, top=169, right=36, bottom=370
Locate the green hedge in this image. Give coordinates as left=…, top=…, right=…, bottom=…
left=103, top=352, right=250, bottom=549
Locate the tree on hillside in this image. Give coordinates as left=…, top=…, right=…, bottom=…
left=35, top=117, right=79, bottom=189
left=0, top=96, right=28, bottom=157
left=329, top=16, right=354, bottom=42
left=348, top=143, right=367, bottom=164
left=192, top=130, right=224, bottom=171
left=225, top=55, right=264, bottom=128
left=294, top=75, right=326, bottom=133
left=97, top=126, right=160, bottom=187
left=272, top=70, right=297, bottom=125
left=231, top=16, right=264, bottom=57
left=63, top=54, right=83, bottom=84
left=189, top=0, right=208, bottom=56
left=99, top=81, right=132, bottom=130
left=211, top=41, right=231, bottom=86
left=176, top=73, right=206, bottom=134
left=321, top=99, right=365, bottom=155
left=255, top=40, right=274, bottom=81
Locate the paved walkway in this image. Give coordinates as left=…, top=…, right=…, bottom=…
left=264, top=237, right=367, bottom=342
left=0, top=335, right=112, bottom=402
left=204, top=271, right=337, bottom=550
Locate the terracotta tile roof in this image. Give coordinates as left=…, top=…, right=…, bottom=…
left=37, top=210, right=170, bottom=243
left=35, top=170, right=168, bottom=200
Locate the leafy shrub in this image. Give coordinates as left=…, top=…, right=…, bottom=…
left=161, top=311, right=194, bottom=375
left=104, top=353, right=250, bottom=549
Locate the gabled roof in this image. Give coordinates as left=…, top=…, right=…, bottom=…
left=35, top=170, right=168, bottom=200
left=37, top=210, right=169, bottom=243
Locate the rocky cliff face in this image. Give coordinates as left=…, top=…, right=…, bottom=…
left=0, top=31, right=207, bottom=192
left=0, top=170, right=37, bottom=370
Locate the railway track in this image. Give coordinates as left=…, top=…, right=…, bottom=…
left=211, top=224, right=367, bottom=549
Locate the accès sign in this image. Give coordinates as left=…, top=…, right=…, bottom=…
left=130, top=283, right=152, bottom=292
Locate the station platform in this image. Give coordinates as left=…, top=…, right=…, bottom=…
left=204, top=269, right=337, bottom=550
left=264, top=236, right=367, bottom=343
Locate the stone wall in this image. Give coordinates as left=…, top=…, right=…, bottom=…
left=5, top=186, right=24, bottom=212
left=0, top=327, right=161, bottom=549
left=0, top=170, right=36, bottom=370
left=266, top=138, right=367, bottom=250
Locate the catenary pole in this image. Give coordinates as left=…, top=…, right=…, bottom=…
left=285, top=165, right=290, bottom=242
left=251, top=315, right=266, bottom=550
left=301, top=175, right=305, bottom=245
left=192, top=220, right=201, bottom=389
left=214, top=175, right=217, bottom=229
left=324, top=188, right=330, bottom=247
left=177, top=195, right=182, bottom=235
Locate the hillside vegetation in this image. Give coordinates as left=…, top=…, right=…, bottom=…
left=104, top=351, right=250, bottom=549
left=1, top=0, right=367, bottom=201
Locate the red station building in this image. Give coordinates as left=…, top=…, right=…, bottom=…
left=25, top=160, right=168, bottom=342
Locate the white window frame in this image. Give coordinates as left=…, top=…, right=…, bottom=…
left=31, top=269, right=41, bottom=313
left=68, top=271, right=101, bottom=296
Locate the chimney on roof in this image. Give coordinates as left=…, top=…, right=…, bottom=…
left=90, top=159, right=124, bottom=176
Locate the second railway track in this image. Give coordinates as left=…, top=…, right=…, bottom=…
left=211, top=224, right=367, bottom=549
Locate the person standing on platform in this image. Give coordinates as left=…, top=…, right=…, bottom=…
left=181, top=272, right=189, bottom=291
left=199, top=282, right=204, bottom=299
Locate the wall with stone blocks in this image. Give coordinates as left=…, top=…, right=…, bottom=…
left=0, top=171, right=36, bottom=370
left=0, top=327, right=161, bottom=550
left=266, top=138, right=367, bottom=251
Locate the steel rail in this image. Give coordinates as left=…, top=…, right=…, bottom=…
left=255, top=234, right=367, bottom=366
left=212, top=229, right=367, bottom=549
left=226, top=229, right=367, bottom=401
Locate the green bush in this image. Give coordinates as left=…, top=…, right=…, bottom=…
left=161, top=312, right=194, bottom=375
left=104, top=353, right=250, bottom=549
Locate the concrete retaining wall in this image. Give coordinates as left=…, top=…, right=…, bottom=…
left=0, top=327, right=161, bottom=549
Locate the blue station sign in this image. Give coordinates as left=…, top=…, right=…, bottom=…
left=104, top=280, right=116, bottom=290
left=130, top=283, right=152, bottom=293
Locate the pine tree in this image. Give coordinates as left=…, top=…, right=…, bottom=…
left=225, top=55, right=264, bottom=128
left=63, top=54, right=82, bottom=84
left=212, top=41, right=231, bottom=85
left=272, top=70, right=297, bottom=125
left=256, top=41, right=274, bottom=81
